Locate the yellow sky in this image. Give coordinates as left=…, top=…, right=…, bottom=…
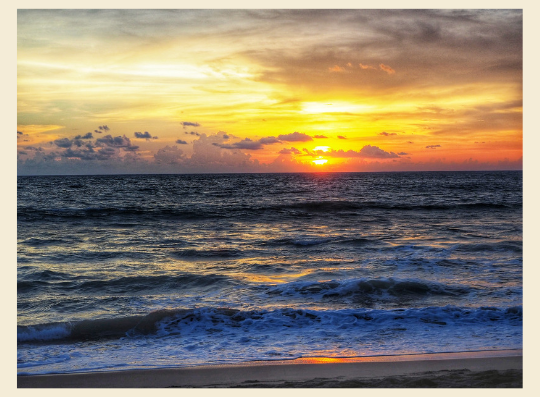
left=17, top=9, right=522, bottom=174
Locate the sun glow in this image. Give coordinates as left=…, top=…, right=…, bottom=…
left=16, top=10, right=523, bottom=174
left=314, top=146, right=330, bottom=152
left=312, top=158, right=328, bottom=165
left=301, top=102, right=374, bottom=114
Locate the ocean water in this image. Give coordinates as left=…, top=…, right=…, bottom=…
left=17, top=171, right=523, bottom=375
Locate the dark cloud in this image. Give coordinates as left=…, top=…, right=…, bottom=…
left=337, top=136, right=347, bottom=139
left=247, top=10, right=521, bottom=103
left=182, top=121, right=200, bottom=128
left=28, top=150, right=59, bottom=162
left=277, top=131, right=313, bottom=142
left=16, top=128, right=520, bottom=174
left=18, top=151, right=28, bottom=155
left=185, top=131, right=200, bottom=136
left=152, top=136, right=159, bottom=139
left=223, top=134, right=229, bottom=139
left=98, top=125, right=110, bottom=131
left=214, top=138, right=264, bottom=150
left=214, top=136, right=281, bottom=150
left=259, top=136, right=280, bottom=145
left=60, top=147, right=97, bottom=161
left=96, top=147, right=117, bottom=159
left=74, top=132, right=93, bottom=139
left=408, top=141, right=414, bottom=144
left=72, top=139, right=85, bottom=147
left=176, top=139, right=188, bottom=144
left=53, top=143, right=111, bottom=161
left=412, top=99, right=522, bottom=138
left=25, top=146, right=43, bottom=151
left=279, top=147, right=301, bottom=155
left=379, top=131, right=397, bottom=136
left=17, top=131, right=23, bottom=135
left=313, top=134, right=328, bottom=139
left=96, top=134, right=135, bottom=149
left=426, top=145, right=441, bottom=149
left=134, top=131, right=152, bottom=139
left=358, top=145, right=400, bottom=158
left=169, top=133, right=263, bottom=172
left=154, top=145, right=185, bottom=164
left=53, top=138, right=73, bottom=148
left=412, top=21, right=442, bottom=43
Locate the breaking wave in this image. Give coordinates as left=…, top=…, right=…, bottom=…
left=18, top=305, right=522, bottom=344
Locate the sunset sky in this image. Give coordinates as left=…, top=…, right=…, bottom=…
left=17, top=9, right=523, bottom=174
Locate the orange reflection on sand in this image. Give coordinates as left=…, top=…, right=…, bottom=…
left=296, top=357, right=353, bottom=364
left=288, top=350, right=525, bottom=366
left=292, top=356, right=412, bottom=365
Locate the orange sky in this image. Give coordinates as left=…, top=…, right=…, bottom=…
left=17, top=9, right=522, bottom=174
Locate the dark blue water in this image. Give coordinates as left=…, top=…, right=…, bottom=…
left=17, top=171, right=523, bottom=374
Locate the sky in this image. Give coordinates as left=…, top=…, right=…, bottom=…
left=17, top=9, right=523, bottom=174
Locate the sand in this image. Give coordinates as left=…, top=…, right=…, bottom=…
left=17, top=350, right=522, bottom=388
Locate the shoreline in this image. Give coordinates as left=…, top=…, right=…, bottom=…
left=18, top=349, right=523, bottom=388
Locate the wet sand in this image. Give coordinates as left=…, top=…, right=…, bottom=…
left=17, top=350, right=522, bottom=388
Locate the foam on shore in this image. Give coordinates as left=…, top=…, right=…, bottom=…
left=18, top=350, right=522, bottom=388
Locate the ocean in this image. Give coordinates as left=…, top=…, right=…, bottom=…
left=17, top=171, right=523, bottom=375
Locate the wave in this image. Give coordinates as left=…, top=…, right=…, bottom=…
left=18, top=250, right=152, bottom=265
left=17, top=206, right=218, bottom=221
left=263, top=236, right=377, bottom=247
left=17, top=308, right=242, bottom=343
left=18, top=273, right=236, bottom=295
left=20, top=237, right=82, bottom=247
left=455, top=242, right=522, bottom=254
left=17, top=200, right=520, bottom=222
left=291, top=238, right=331, bottom=246
left=18, top=305, right=522, bottom=345
left=275, top=201, right=518, bottom=212
left=22, top=269, right=73, bottom=280
left=170, top=248, right=244, bottom=259
left=266, top=277, right=474, bottom=300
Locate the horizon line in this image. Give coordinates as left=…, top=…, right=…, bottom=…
left=16, top=169, right=523, bottom=177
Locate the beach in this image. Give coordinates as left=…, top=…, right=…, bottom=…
left=18, top=350, right=522, bottom=388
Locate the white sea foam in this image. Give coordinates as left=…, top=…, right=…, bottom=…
left=17, top=305, right=522, bottom=375
left=17, top=324, right=71, bottom=343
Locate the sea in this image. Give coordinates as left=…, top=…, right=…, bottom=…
left=17, top=171, right=523, bottom=375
